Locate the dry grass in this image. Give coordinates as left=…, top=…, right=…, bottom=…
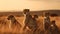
left=0, top=16, right=60, bottom=34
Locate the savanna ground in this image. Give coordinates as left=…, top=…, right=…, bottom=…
left=0, top=16, right=60, bottom=34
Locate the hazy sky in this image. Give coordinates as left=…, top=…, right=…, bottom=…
left=0, top=0, right=60, bottom=11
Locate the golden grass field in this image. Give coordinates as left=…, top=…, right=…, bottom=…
left=0, top=16, right=60, bottom=34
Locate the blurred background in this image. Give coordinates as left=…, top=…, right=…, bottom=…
left=0, top=0, right=60, bottom=34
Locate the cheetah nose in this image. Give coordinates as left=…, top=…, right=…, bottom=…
left=7, top=18, right=10, bottom=20
left=51, top=25, right=53, bottom=27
